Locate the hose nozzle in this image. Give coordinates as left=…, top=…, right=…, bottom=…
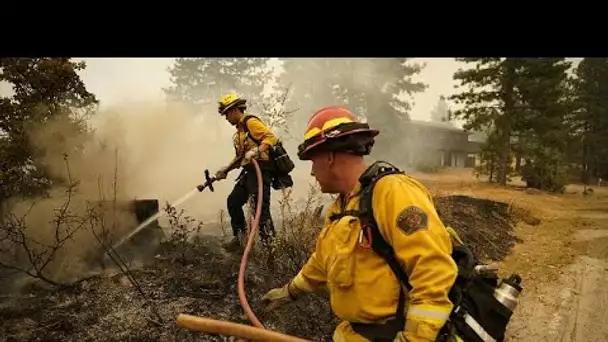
left=205, top=169, right=215, bottom=192
left=197, top=169, right=216, bottom=192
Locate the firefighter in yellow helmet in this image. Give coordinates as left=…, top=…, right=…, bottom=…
left=215, top=93, right=278, bottom=250
left=260, top=106, right=459, bottom=342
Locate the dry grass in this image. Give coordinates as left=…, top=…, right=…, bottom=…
left=417, top=168, right=608, bottom=291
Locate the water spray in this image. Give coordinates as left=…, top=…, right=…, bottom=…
left=105, top=158, right=309, bottom=340
left=112, top=170, right=216, bottom=251
left=110, top=188, right=199, bottom=251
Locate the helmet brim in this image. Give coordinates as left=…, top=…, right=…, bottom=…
left=218, top=99, right=247, bottom=115
left=297, top=127, right=379, bottom=160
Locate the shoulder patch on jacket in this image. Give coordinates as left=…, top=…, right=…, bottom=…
left=396, top=206, right=428, bottom=235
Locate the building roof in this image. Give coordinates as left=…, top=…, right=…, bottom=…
left=408, top=120, right=468, bottom=133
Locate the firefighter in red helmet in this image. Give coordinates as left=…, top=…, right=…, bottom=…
left=261, top=106, right=460, bottom=342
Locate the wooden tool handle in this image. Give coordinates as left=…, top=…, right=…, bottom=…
left=176, top=314, right=316, bottom=342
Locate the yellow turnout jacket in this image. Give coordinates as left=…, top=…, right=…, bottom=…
left=291, top=172, right=458, bottom=342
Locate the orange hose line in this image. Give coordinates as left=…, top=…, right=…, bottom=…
left=176, top=314, right=315, bottom=342
left=237, top=158, right=265, bottom=328
left=178, top=158, right=299, bottom=340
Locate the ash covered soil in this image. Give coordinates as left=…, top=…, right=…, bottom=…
left=0, top=195, right=529, bottom=342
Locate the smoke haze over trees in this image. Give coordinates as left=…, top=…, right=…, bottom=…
left=0, top=58, right=99, bottom=202
left=162, top=57, right=606, bottom=193
left=430, top=95, right=452, bottom=124
left=276, top=58, right=427, bottom=157
left=163, top=58, right=273, bottom=114
left=1, top=56, right=607, bottom=342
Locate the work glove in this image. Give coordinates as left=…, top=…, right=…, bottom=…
left=215, top=168, right=228, bottom=180
left=261, top=282, right=299, bottom=312
left=243, top=147, right=260, bottom=162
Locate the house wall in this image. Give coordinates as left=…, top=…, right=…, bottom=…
left=371, top=120, right=482, bottom=169
left=450, top=152, right=467, bottom=168
left=405, top=123, right=473, bottom=168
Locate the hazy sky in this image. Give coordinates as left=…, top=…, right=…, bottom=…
left=2, top=58, right=581, bottom=122
left=76, top=58, right=174, bottom=106
left=74, top=58, right=465, bottom=121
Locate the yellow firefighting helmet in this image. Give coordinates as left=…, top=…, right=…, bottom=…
left=218, top=93, right=247, bottom=115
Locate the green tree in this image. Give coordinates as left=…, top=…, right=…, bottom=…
left=449, top=58, right=519, bottom=186
left=163, top=58, right=272, bottom=114
left=572, top=58, right=608, bottom=183
left=0, top=58, right=98, bottom=201
left=516, top=58, right=572, bottom=192
left=450, top=58, right=572, bottom=191
left=474, top=127, right=501, bottom=182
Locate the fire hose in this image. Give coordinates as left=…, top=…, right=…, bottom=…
left=177, top=159, right=315, bottom=342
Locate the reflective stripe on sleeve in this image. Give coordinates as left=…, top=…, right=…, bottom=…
left=406, top=305, right=451, bottom=322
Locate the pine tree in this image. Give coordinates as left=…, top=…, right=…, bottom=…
left=449, top=58, right=519, bottom=186
left=572, top=58, right=608, bottom=183
left=164, top=58, right=271, bottom=114
left=474, top=128, right=502, bottom=182
left=450, top=58, right=573, bottom=190
left=516, top=58, right=572, bottom=192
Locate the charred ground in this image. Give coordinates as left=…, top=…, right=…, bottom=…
left=0, top=192, right=531, bottom=342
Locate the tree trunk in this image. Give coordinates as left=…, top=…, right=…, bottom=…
left=497, top=59, right=516, bottom=186
left=515, top=151, right=522, bottom=173
left=581, top=149, right=589, bottom=184
left=581, top=129, right=589, bottom=184
left=515, top=134, right=523, bottom=173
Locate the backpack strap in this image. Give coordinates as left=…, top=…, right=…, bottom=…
left=327, top=161, right=413, bottom=338
left=328, top=210, right=361, bottom=222
left=241, top=115, right=262, bottom=146
left=357, top=161, right=412, bottom=327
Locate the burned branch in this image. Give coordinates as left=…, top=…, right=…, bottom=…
left=0, top=156, right=87, bottom=286
left=80, top=147, right=164, bottom=325
left=164, top=203, right=204, bottom=265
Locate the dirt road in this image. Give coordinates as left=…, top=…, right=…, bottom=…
left=415, top=171, right=608, bottom=342
left=506, top=210, right=608, bottom=342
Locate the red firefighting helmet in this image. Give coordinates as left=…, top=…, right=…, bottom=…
left=297, top=106, right=379, bottom=160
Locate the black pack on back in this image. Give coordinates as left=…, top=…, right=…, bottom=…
left=337, top=160, right=519, bottom=342
left=242, top=115, right=295, bottom=190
